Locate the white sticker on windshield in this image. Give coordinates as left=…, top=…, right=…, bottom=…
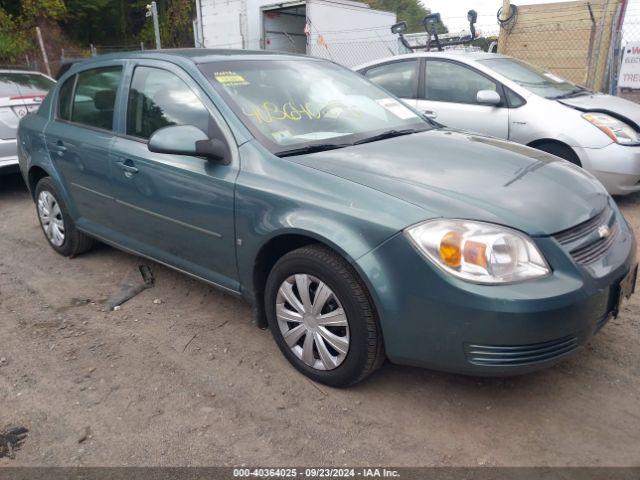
left=543, top=72, right=565, bottom=83
left=376, top=98, right=417, bottom=120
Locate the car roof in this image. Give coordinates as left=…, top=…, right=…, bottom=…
left=354, top=51, right=508, bottom=70
left=71, top=48, right=311, bottom=67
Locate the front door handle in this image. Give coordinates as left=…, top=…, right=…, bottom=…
left=116, top=159, right=139, bottom=178
left=423, top=110, right=438, bottom=119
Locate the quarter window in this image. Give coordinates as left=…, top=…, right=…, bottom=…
left=70, top=67, right=122, bottom=130
left=363, top=60, right=418, bottom=99
left=58, top=76, right=75, bottom=121
left=127, top=66, right=210, bottom=140
left=424, top=61, right=499, bottom=105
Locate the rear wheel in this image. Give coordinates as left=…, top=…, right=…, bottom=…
left=265, top=245, right=384, bottom=387
left=35, top=177, right=94, bottom=257
left=534, top=142, right=581, bottom=166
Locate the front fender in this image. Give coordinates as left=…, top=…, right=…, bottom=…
left=234, top=140, right=428, bottom=297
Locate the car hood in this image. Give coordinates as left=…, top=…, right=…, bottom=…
left=558, top=93, right=640, bottom=126
left=288, top=129, right=609, bottom=236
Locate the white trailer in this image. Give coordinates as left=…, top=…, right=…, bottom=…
left=196, top=0, right=398, bottom=67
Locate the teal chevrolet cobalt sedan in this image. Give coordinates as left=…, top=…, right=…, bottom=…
left=18, top=50, right=637, bottom=386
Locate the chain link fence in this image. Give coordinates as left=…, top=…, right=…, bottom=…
left=4, top=1, right=639, bottom=99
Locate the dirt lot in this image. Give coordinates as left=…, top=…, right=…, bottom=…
left=1, top=172, right=640, bottom=467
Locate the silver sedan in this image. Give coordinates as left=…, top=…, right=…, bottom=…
left=356, top=52, right=640, bottom=195
left=1, top=70, right=55, bottom=173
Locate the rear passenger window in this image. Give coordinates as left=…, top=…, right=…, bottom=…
left=58, top=76, right=75, bottom=121
left=127, top=66, right=210, bottom=140
left=363, top=60, right=418, bottom=99
left=71, top=67, right=122, bottom=130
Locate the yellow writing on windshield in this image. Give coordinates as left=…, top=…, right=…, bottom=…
left=241, top=101, right=363, bottom=123
left=242, top=102, right=321, bottom=123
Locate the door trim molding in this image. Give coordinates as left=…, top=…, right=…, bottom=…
left=71, top=182, right=114, bottom=200
left=114, top=198, right=223, bottom=239
left=78, top=229, right=242, bottom=297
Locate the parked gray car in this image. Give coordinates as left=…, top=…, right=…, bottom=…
left=17, top=50, right=637, bottom=386
left=1, top=70, right=55, bottom=172
left=356, top=53, right=640, bottom=195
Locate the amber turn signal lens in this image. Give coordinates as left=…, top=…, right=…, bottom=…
left=439, top=231, right=462, bottom=268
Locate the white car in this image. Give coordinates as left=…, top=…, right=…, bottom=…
left=0, top=70, right=55, bottom=173
left=356, top=52, right=640, bottom=195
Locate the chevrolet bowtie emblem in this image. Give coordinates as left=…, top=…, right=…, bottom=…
left=598, top=225, right=611, bottom=239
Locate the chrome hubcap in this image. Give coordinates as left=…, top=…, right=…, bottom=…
left=276, top=274, right=350, bottom=371
left=37, top=191, right=65, bottom=247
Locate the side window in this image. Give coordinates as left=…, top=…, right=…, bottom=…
left=57, top=75, right=75, bottom=121
left=127, top=66, right=210, bottom=140
left=424, top=61, right=499, bottom=105
left=505, top=88, right=525, bottom=108
left=71, top=67, right=122, bottom=130
left=363, top=60, right=418, bottom=99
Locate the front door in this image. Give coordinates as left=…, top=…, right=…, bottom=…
left=109, top=63, right=239, bottom=291
left=45, top=65, right=123, bottom=230
left=416, top=59, right=509, bottom=138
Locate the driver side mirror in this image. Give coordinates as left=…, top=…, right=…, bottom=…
left=148, top=125, right=229, bottom=164
left=476, top=90, right=502, bottom=106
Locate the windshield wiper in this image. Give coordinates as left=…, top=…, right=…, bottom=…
left=554, top=87, right=591, bottom=99
left=353, top=128, right=423, bottom=145
left=276, top=143, right=350, bottom=157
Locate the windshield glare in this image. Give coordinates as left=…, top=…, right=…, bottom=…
left=200, top=60, right=430, bottom=153
left=478, top=57, right=579, bottom=99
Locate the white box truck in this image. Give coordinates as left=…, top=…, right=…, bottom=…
left=195, top=0, right=398, bottom=66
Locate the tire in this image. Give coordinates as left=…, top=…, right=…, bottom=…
left=265, top=245, right=384, bottom=387
left=534, top=142, right=581, bottom=166
left=34, top=177, right=94, bottom=257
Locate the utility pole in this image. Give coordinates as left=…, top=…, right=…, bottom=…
left=146, top=2, right=162, bottom=49
left=499, top=0, right=511, bottom=22
left=35, top=27, right=51, bottom=77
left=497, top=0, right=511, bottom=54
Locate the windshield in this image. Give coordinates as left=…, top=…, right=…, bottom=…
left=199, top=59, right=431, bottom=154
left=478, top=57, right=585, bottom=99
left=0, top=72, right=55, bottom=97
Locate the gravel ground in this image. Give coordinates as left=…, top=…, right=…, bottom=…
left=1, top=172, right=639, bottom=467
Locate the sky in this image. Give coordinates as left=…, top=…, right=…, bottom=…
left=423, top=0, right=640, bottom=34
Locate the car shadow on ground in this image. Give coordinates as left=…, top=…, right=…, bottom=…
left=0, top=172, right=29, bottom=197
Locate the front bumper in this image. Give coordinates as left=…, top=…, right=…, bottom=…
left=577, top=142, right=640, bottom=195
left=356, top=209, right=636, bottom=376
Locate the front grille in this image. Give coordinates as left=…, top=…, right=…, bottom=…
left=552, top=206, right=618, bottom=265
left=465, top=336, right=579, bottom=367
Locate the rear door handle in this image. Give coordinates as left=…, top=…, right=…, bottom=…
left=51, top=139, right=67, bottom=157
left=116, top=159, right=139, bottom=178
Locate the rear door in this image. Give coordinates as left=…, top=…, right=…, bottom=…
left=416, top=59, right=509, bottom=138
left=360, top=59, right=419, bottom=108
left=108, top=61, right=239, bottom=291
left=44, top=64, right=123, bottom=230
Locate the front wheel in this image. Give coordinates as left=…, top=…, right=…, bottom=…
left=265, top=245, right=384, bottom=387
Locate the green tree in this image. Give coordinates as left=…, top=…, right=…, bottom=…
left=364, top=0, right=447, bottom=34
left=0, top=9, right=29, bottom=63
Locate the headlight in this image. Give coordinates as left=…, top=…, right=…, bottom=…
left=582, top=113, right=640, bottom=145
left=405, top=219, right=550, bottom=284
